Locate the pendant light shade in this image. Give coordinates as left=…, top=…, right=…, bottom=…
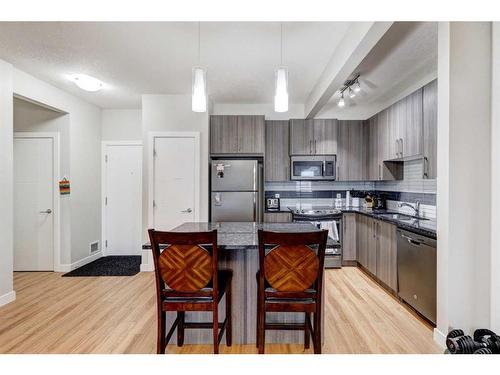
left=192, top=22, right=207, bottom=113
left=192, top=67, right=207, bottom=112
left=274, top=67, right=289, bottom=113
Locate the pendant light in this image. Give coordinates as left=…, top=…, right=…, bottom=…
left=192, top=22, right=207, bottom=113
left=274, top=23, right=288, bottom=113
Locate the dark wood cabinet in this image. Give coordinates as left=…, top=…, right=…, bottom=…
left=210, top=115, right=264, bottom=154
left=265, top=120, right=290, bottom=181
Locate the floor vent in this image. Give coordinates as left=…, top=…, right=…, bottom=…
left=90, top=241, right=99, bottom=253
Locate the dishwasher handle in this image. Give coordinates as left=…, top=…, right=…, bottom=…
left=401, top=233, right=422, bottom=246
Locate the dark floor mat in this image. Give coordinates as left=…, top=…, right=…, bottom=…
left=62, top=256, right=141, bottom=277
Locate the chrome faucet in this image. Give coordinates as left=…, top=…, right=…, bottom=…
left=399, top=200, right=420, bottom=217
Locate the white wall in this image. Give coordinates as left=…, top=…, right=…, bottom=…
left=141, top=94, right=209, bottom=241
left=101, top=109, right=142, bottom=141
left=212, top=103, right=304, bottom=120
left=13, top=68, right=102, bottom=265
left=490, top=23, right=500, bottom=332
left=0, top=59, right=15, bottom=306
left=435, top=22, right=493, bottom=345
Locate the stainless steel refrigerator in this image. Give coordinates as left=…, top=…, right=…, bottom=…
left=210, top=159, right=263, bottom=222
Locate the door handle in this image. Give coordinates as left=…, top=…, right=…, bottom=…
left=39, top=209, right=52, bottom=214
left=181, top=208, right=192, bottom=213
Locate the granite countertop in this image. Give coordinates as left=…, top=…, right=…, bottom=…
left=279, top=206, right=436, bottom=239
left=143, top=222, right=338, bottom=250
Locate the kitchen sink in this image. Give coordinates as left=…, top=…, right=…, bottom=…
left=377, top=212, right=429, bottom=221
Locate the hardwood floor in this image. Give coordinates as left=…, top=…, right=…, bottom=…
left=0, top=268, right=441, bottom=354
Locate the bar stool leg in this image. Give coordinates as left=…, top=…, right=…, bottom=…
left=313, top=310, right=321, bottom=354
left=213, top=304, right=219, bottom=354
left=304, top=312, right=310, bottom=350
left=177, top=311, right=185, bottom=346
left=157, top=309, right=166, bottom=354
left=226, top=282, right=232, bottom=346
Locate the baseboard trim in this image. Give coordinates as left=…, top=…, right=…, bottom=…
left=58, top=251, right=103, bottom=273
left=0, top=291, right=16, bottom=307
left=140, top=263, right=154, bottom=272
left=433, top=328, right=447, bottom=348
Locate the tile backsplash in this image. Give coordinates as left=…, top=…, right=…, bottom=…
left=265, top=159, right=437, bottom=217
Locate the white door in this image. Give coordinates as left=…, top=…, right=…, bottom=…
left=153, top=136, right=197, bottom=230
left=104, top=144, right=142, bottom=255
left=14, top=137, right=54, bottom=271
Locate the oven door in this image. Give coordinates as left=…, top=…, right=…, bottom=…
left=291, top=157, right=324, bottom=180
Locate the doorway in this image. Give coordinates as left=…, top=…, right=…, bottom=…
left=148, top=132, right=200, bottom=230
left=13, top=133, right=60, bottom=271
left=101, top=142, right=142, bottom=256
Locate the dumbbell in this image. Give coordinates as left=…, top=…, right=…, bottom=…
left=474, top=348, right=493, bottom=354
left=473, top=329, right=500, bottom=354
left=446, top=329, right=487, bottom=354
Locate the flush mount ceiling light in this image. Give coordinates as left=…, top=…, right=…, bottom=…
left=192, top=22, right=207, bottom=113
left=69, top=74, right=104, bottom=92
left=274, top=23, right=288, bottom=113
left=337, top=73, right=361, bottom=108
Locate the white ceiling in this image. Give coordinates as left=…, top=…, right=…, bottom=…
left=0, top=22, right=351, bottom=109
left=318, top=22, right=438, bottom=120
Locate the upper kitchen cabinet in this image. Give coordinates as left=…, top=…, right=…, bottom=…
left=337, top=120, right=365, bottom=181
left=265, top=120, right=290, bottom=182
left=313, top=119, right=338, bottom=154
left=290, top=119, right=337, bottom=155
left=237, top=115, right=265, bottom=154
left=386, top=89, right=423, bottom=159
left=423, top=79, right=437, bottom=179
left=210, top=115, right=239, bottom=154
left=364, top=110, right=403, bottom=181
left=210, top=115, right=265, bottom=155
left=289, top=119, right=314, bottom=155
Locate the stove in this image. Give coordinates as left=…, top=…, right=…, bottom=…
left=289, top=207, right=342, bottom=221
left=288, top=207, right=343, bottom=268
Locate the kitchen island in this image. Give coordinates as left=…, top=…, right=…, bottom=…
left=143, top=221, right=324, bottom=345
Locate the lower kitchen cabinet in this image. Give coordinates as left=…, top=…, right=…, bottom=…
left=356, top=214, right=369, bottom=268
left=342, top=213, right=357, bottom=262
left=366, top=218, right=378, bottom=275
left=264, top=212, right=292, bottom=223
left=354, top=214, right=398, bottom=292
left=376, top=221, right=398, bottom=291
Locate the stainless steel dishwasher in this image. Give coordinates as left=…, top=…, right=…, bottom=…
left=397, top=229, right=437, bottom=324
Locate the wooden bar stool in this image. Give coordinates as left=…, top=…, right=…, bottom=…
left=148, top=229, right=232, bottom=354
left=256, top=229, right=328, bottom=354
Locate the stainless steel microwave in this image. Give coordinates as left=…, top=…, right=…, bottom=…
left=290, top=155, right=336, bottom=181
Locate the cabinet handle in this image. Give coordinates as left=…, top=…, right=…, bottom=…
left=309, top=140, right=312, bottom=154
left=378, top=164, right=382, bottom=180
left=400, top=138, right=404, bottom=157
left=423, top=156, right=428, bottom=178
left=395, top=139, right=399, bottom=158
left=314, top=140, right=317, bottom=154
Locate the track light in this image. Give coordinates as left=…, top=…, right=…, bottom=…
left=354, top=79, right=361, bottom=93
left=338, top=93, right=345, bottom=107
left=337, top=74, right=361, bottom=108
